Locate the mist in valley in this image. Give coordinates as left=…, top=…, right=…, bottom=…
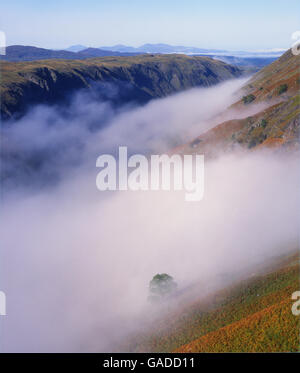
left=0, top=78, right=299, bottom=352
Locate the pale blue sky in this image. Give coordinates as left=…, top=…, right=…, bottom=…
left=1, top=0, right=299, bottom=50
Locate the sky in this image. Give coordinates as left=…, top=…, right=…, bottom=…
left=0, top=0, right=299, bottom=51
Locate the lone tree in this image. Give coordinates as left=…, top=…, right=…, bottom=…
left=148, top=273, right=177, bottom=302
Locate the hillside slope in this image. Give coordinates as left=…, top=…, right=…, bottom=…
left=175, top=297, right=298, bottom=352
left=240, top=48, right=299, bottom=103
left=123, top=252, right=299, bottom=352
left=175, top=49, right=300, bottom=156
left=0, top=54, right=241, bottom=120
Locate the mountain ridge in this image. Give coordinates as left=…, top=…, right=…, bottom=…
left=97, top=43, right=285, bottom=57
left=0, top=54, right=242, bottom=120
left=1, top=45, right=284, bottom=67
left=0, top=45, right=142, bottom=62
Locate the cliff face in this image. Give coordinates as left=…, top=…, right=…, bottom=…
left=0, top=54, right=242, bottom=120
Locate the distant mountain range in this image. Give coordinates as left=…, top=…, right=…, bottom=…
left=99, top=44, right=285, bottom=58
left=96, top=43, right=286, bottom=57
left=0, top=45, right=142, bottom=62
left=97, top=43, right=227, bottom=54
left=64, top=44, right=88, bottom=52
left=66, top=43, right=223, bottom=54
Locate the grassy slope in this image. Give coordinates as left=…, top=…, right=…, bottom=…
left=175, top=297, right=298, bottom=352
left=125, top=252, right=299, bottom=352
left=174, top=49, right=300, bottom=156
left=162, top=53, right=300, bottom=352
left=1, top=54, right=220, bottom=85
left=176, top=94, right=300, bottom=158
left=241, top=49, right=300, bottom=103
left=120, top=52, right=300, bottom=353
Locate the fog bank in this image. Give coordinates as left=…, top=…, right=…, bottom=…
left=0, top=78, right=299, bottom=352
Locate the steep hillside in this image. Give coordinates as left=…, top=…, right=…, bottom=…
left=0, top=54, right=241, bottom=120
left=176, top=94, right=299, bottom=157
left=122, top=251, right=299, bottom=352
left=118, top=52, right=300, bottom=353
left=175, top=49, right=300, bottom=155
left=240, top=48, right=300, bottom=103
left=175, top=297, right=298, bottom=352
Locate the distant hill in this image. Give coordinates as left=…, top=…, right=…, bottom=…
left=0, top=45, right=142, bottom=62
left=98, top=44, right=284, bottom=70
left=98, top=43, right=227, bottom=54
left=98, top=43, right=285, bottom=57
left=97, top=44, right=138, bottom=53
left=77, top=47, right=141, bottom=57
left=0, top=45, right=82, bottom=62
left=64, top=44, right=87, bottom=52
left=0, top=45, right=283, bottom=70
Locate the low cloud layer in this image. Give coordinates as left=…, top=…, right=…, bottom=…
left=1, top=78, right=249, bottom=194
left=0, top=78, right=299, bottom=352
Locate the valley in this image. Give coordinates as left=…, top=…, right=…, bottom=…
left=120, top=48, right=300, bottom=353
left=0, top=46, right=299, bottom=353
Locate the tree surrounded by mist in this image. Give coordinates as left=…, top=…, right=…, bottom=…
left=148, top=273, right=177, bottom=302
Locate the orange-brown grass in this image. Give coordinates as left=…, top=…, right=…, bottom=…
left=175, top=297, right=299, bottom=352
left=123, top=252, right=299, bottom=352
left=239, top=49, right=300, bottom=104
left=173, top=92, right=300, bottom=157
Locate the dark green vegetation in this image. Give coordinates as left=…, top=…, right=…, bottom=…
left=0, top=54, right=242, bottom=120
left=148, top=274, right=177, bottom=302
left=278, top=83, right=288, bottom=95
left=260, top=119, right=268, bottom=128
left=123, top=251, right=299, bottom=352
left=242, top=93, right=256, bottom=104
